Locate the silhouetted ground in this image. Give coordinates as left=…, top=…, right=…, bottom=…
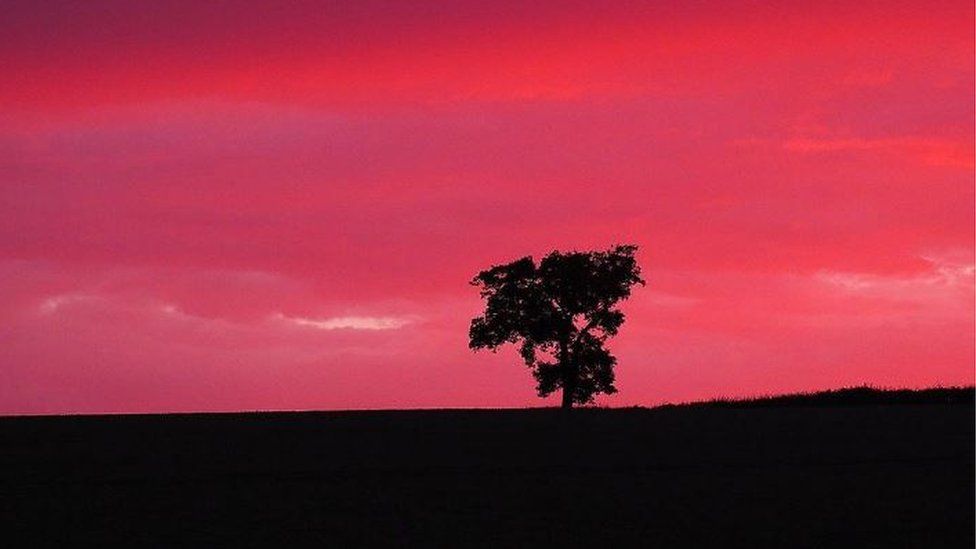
left=2, top=389, right=973, bottom=548
left=669, top=385, right=975, bottom=408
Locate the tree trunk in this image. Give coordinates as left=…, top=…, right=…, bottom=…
left=559, top=337, right=575, bottom=410
left=561, top=383, right=574, bottom=409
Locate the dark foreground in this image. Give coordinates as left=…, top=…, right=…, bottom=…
left=2, top=401, right=973, bottom=547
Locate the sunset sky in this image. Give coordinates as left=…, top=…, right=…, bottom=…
left=1, top=0, right=973, bottom=414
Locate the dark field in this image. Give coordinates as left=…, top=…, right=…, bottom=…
left=2, top=400, right=973, bottom=547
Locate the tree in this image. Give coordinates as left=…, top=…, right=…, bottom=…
left=469, top=244, right=644, bottom=409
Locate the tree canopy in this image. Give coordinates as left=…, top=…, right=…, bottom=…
left=469, top=244, right=644, bottom=408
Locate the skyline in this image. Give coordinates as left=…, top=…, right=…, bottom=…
left=1, top=0, right=973, bottom=413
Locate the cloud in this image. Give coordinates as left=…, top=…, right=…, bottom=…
left=38, top=293, right=99, bottom=314
left=273, top=313, right=415, bottom=331
left=817, top=255, right=974, bottom=301
left=782, top=137, right=973, bottom=168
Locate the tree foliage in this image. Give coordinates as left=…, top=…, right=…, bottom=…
left=469, top=245, right=644, bottom=408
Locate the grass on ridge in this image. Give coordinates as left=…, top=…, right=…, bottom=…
left=655, top=385, right=975, bottom=409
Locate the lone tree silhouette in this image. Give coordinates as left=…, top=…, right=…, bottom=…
left=469, top=244, right=644, bottom=409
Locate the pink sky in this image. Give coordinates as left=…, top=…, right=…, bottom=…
left=1, top=0, right=973, bottom=414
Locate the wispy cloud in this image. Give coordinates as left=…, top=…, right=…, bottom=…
left=782, top=137, right=973, bottom=168
left=38, top=293, right=99, bottom=314
left=273, top=313, right=414, bottom=331
left=817, top=255, right=974, bottom=304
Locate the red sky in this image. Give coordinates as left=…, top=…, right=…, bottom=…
left=1, top=0, right=973, bottom=413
